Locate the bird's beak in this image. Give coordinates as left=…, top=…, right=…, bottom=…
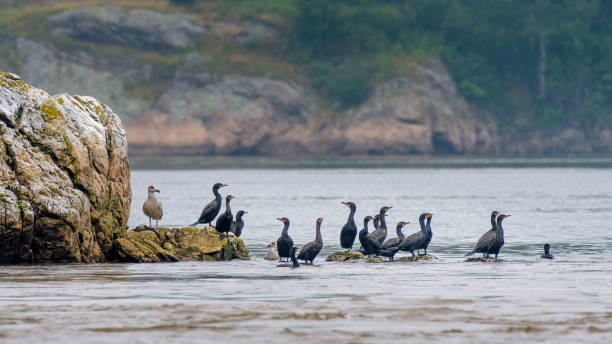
left=221, top=184, right=227, bottom=188
left=277, top=218, right=283, bottom=222
left=506, top=214, right=511, bottom=217
left=155, top=189, right=160, bottom=193
left=244, top=211, right=248, bottom=214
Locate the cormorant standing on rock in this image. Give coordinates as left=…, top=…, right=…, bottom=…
left=340, top=202, right=357, bottom=251
left=541, top=244, right=554, bottom=259
left=142, top=185, right=162, bottom=228
left=399, top=213, right=431, bottom=256
left=191, top=183, right=227, bottom=227
left=359, top=216, right=381, bottom=257
left=215, top=195, right=234, bottom=241
left=421, top=213, right=434, bottom=256
left=298, top=218, right=324, bottom=264
left=466, top=213, right=510, bottom=259
left=264, top=241, right=280, bottom=260
left=382, top=222, right=409, bottom=249
left=230, top=210, right=247, bottom=237
left=465, top=210, right=499, bottom=258
left=276, top=217, right=294, bottom=262
left=373, top=206, right=392, bottom=245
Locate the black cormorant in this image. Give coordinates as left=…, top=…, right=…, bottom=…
left=214, top=195, right=234, bottom=241
left=398, top=213, right=431, bottom=256
left=298, top=218, right=324, bottom=264
left=421, top=213, right=434, bottom=256
left=465, top=210, right=500, bottom=258
left=340, top=202, right=357, bottom=251
left=373, top=206, right=392, bottom=245
left=276, top=217, right=294, bottom=262
left=373, top=214, right=381, bottom=231
left=230, top=210, right=247, bottom=237
left=359, top=216, right=382, bottom=257
left=541, top=243, right=554, bottom=259
left=466, top=212, right=510, bottom=259
left=191, top=183, right=227, bottom=226
left=276, top=247, right=300, bottom=268
left=382, top=222, right=409, bottom=249
left=377, top=246, right=401, bottom=261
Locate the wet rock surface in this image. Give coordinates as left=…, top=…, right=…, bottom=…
left=114, top=226, right=249, bottom=262
left=325, top=251, right=365, bottom=262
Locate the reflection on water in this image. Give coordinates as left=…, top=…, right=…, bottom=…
left=1, top=159, right=612, bottom=343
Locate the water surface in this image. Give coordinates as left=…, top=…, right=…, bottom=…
left=1, top=160, right=611, bottom=343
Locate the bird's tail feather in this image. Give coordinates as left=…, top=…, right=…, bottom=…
left=465, top=250, right=476, bottom=256
left=190, top=221, right=199, bottom=226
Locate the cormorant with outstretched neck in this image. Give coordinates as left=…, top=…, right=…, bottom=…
left=373, top=206, right=392, bottom=245
left=214, top=195, right=234, bottom=241
left=359, top=216, right=381, bottom=257
left=340, top=202, right=357, bottom=251
left=541, top=244, right=554, bottom=259
left=276, top=247, right=300, bottom=268
left=465, top=211, right=504, bottom=258
left=276, top=217, right=294, bottom=262
left=398, top=213, right=431, bottom=256
left=230, top=210, right=247, bottom=237
left=382, top=222, right=409, bottom=249
left=421, top=213, right=434, bottom=256
left=191, top=183, right=227, bottom=227
left=373, top=214, right=381, bottom=231
left=298, top=218, right=324, bottom=264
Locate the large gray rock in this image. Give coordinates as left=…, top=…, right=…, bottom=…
left=48, top=6, right=207, bottom=49
left=0, top=72, right=131, bottom=263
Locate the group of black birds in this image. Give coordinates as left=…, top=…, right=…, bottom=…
left=187, top=183, right=554, bottom=266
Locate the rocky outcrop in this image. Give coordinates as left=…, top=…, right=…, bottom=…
left=325, top=251, right=365, bottom=262
left=113, top=226, right=249, bottom=262
left=48, top=6, right=207, bottom=50
left=0, top=72, right=131, bottom=263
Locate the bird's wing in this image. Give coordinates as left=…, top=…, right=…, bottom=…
left=382, top=237, right=399, bottom=249
left=197, top=199, right=217, bottom=221
left=298, top=242, right=315, bottom=259
left=230, top=221, right=237, bottom=233
left=475, top=230, right=496, bottom=250
left=400, top=232, right=422, bottom=247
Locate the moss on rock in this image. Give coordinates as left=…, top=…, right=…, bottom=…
left=112, top=226, right=250, bottom=262
left=325, top=251, right=365, bottom=262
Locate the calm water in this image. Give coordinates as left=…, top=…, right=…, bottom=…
left=1, top=161, right=612, bottom=343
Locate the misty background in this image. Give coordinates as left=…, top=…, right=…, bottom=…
left=1, top=0, right=611, bottom=157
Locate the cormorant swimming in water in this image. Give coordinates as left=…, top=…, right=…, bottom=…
left=398, top=213, right=431, bottom=256
left=382, top=222, right=409, bottom=249
left=359, top=216, right=382, bottom=257
left=276, top=247, right=300, bottom=268
left=142, top=185, right=162, bottom=228
left=298, top=218, right=324, bottom=264
left=541, top=243, right=554, bottom=259
left=276, top=217, right=294, bottom=262
left=466, top=213, right=510, bottom=259
left=421, top=213, right=434, bottom=256
left=214, top=195, right=234, bottom=241
left=230, top=210, right=247, bottom=237
left=465, top=210, right=499, bottom=258
left=373, top=206, right=392, bottom=245
left=340, top=202, right=357, bottom=251
left=191, top=183, right=227, bottom=227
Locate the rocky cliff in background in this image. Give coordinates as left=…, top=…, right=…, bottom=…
left=2, top=5, right=610, bottom=155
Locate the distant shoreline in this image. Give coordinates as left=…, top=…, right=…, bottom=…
left=128, top=155, right=612, bottom=170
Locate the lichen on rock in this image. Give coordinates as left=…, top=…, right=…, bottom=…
left=325, top=251, right=365, bottom=262
left=0, top=71, right=130, bottom=263
left=116, top=225, right=249, bottom=262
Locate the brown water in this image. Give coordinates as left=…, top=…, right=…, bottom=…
left=1, top=162, right=612, bottom=343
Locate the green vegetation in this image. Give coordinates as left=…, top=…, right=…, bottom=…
left=1, top=0, right=611, bottom=127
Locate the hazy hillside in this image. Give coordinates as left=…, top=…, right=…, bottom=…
left=1, top=0, right=611, bottom=155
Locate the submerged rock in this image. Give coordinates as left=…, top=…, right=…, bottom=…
left=0, top=72, right=130, bottom=263
left=367, top=256, right=384, bottom=263
left=397, top=255, right=438, bottom=262
left=325, top=251, right=365, bottom=262
left=114, top=225, right=249, bottom=262
left=465, top=257, right=502, bottom=262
